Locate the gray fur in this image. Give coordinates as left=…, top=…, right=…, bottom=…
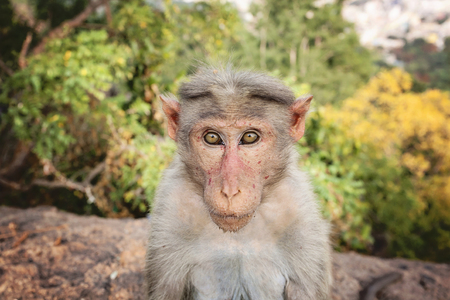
left=145, top=66, right=331, bottom=299
left=177, top=65, right=295, bottom=147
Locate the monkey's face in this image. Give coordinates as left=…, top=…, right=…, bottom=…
left=160, top=93, right=312, bottom=233
left=188, top=118, right=282, bottom=232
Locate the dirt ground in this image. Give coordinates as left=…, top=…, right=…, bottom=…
left=0, top=206, right=449, bottom=300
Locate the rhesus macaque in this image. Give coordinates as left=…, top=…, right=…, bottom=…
left=145, top=65, right=331, bottom=300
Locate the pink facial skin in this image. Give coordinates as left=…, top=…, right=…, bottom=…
left=189, top=118, right=278, bottom=232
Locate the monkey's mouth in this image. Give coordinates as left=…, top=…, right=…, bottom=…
left=210, top=211, right=255, bottom=232
left=211, top=211, right=253, bottom=220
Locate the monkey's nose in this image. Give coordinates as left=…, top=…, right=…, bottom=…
left=221, top=187, right=240, bottom=203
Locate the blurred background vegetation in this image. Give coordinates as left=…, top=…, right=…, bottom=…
left=0, top=0, right=449, bottom=262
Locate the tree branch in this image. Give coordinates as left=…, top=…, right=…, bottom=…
left=0, top=177, right=21, bottom=190
left=32, top=0, right=104, bottom=55
left=18, top=32, right=33, bottom=69
left=0, top=176, right=86, bottom=192
left=83, top=162, right=106, bottom=185
left=32, top=178, right=86, bottom=192
left=0, top=158, right=107, bottom=205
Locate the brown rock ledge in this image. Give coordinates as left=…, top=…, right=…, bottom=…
left=0, top=206, right=449, bottom=300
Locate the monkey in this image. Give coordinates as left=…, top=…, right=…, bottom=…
left=145, top=64, right=331, bottom=300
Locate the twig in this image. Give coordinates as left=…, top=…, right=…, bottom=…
left=12, top=232, right=28, bottom=247
left=18, top=32, right=33, bottom=69
left=83, top=162, right=106, bottom=185
left=0, top=155, right=107, bottom=205
left=0, top=177, right=88, bottom=192
left=0, top=58, right=14, bottom=76
left=69, top=167, right=88, bottom=181
left=32, top=0, right=104, bottom=55
left=0, top=177, right=21, bottom=190
left=32, top=178, right=86, bottom=192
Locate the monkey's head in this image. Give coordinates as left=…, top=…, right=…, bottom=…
left=161, top=66, right=312, bottom=232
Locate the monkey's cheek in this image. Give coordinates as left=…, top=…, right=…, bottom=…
left=210, top=213, right=254, bottom=233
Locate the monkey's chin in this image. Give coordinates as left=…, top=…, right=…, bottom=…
left=210, top=212, right=254, bottom=233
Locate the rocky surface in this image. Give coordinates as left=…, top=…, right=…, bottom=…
left=0, top=206, right=449, bottom=300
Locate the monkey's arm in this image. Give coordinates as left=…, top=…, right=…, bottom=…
left=284, top=276, right=330, bottom=300
left=280, top=178, right=332, bottom=300
left=282, top=227, right=332, bottom=300
left=144, top=189, right=188, bottom=298
left=145, top=238, right=191, bottom=300
left=145, top=164, right=202, bottom=300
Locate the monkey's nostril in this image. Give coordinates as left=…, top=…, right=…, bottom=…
left=221, top=188, right=240, bottom=200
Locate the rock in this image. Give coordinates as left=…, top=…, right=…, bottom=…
left=0, top=206, right=449, bottom=300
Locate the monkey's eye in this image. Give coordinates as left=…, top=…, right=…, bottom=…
left=204, top=131, right=223, bottom=145
left=240, top=131, right=259, bottom=144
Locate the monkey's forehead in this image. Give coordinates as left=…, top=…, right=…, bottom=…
left=179, top=96, right=291, bottom=121
left=189, top=117, right=275, bottom=132
left=178, top=68, right=296, bottom=107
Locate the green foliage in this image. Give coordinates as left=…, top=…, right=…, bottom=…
left=298, top=106, right=424, bottom=257
left=160, top=0, right=245, bottom=80
left=396, top=38, right=450, bottom=92
left=297, top=112, right=370, bottom=250
left=242, top=0, right=376, bottom=104
left=317, top=69, right=450, bottom=261
left=0, top=0, right=179, bottom=217
left=3, top=30, right=128, bottom=158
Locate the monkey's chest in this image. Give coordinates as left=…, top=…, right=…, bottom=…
left=189, top=246, right=286, bottom=300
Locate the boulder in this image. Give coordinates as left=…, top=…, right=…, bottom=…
left=0, top=206, right=449, bottom=300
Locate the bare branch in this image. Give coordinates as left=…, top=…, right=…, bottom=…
left=83, top=162, right=106, bottom=185
left=69, top=167, right=88, bottom=181
left=0, top=177, right=22, bottom=190
left=32, top=0, right=104, bottom=55
left=0, top=159, right=107, bottom=205
left=32, top=178, right=86, bottom=192
left=0, top=58, right=14, bottom=76
left=0, top=175, right=88, bottom=192
left=18, top=32, right=33, bottom=69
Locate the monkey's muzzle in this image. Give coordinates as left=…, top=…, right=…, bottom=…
left=210, top=211, right=254, bottom=232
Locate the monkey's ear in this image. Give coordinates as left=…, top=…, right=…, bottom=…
left=160, top=95, right=181, bottom=141
left=289, top=95, right=313, bottom=142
